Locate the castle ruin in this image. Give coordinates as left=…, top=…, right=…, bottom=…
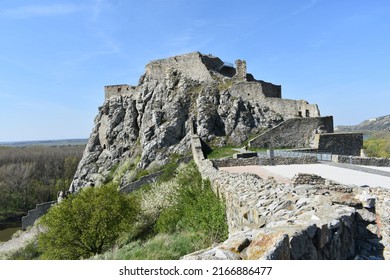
left=102, top=52, right=362, bottom=156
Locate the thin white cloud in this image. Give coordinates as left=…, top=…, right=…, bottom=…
left=291, top=0, right=319, bottom=15
left=309, top=32, right=331, bottom=47
left=1, top=4, right=81, bottom=19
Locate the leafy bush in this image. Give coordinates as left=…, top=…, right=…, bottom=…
left=38, top=183, right=139, bottom=259
left=155, top=163, right=228, bottom=244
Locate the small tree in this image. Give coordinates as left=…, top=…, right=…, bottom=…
left=38, top=183, right=138, bottom=259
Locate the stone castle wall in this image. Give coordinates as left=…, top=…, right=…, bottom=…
left=188, top=131, right=389, bottom=260
left=315, top=133, right=363, bottom=156
left=249, top=116, right=334, bottom=149
left=334, top=155, right=390, bottom=166
left=21, top=201, right=56, bottom=230
left=145, top=52, right=214, bottom=83
left=263, top=98, right=320, bottom=119
left=105, top=85, right=138, bottom=100
left=212, top=155, right=318, bottom=168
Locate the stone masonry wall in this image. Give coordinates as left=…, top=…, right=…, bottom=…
left=186, top=132, right=389, bottom=260
left=315, top=133, right=363, bottom=156
left=21, top=201, right=56, bottom=230
left=263, top=98, right=320, bottom=119
left=212, top=155, right=318, bottom=168
left=249, top=116, right=334, bottom=149
left=334, top=155, right=390, bottom=166
left=104, top=84, right=138, bottom=100
left=369, top=187, right=390, bottom=260
left=119, top=170, right=165, bottom=194
left=145, top=52, right=214, bottom=83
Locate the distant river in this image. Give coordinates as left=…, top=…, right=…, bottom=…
left=0, top=218, right=22, bottom=242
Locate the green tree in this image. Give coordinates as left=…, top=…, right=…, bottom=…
left=38, top=183, right=138, bottom=259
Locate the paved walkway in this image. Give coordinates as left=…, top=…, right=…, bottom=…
left=220, top=163, right=390, bottom=189
left=321, top=161, right=390, bottom=178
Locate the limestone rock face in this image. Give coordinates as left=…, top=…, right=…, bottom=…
left=70, top=52, right=319, bottom=192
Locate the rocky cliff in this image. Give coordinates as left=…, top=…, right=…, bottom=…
left=70, top=52, right=320, bottom=192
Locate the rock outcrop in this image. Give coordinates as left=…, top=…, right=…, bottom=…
left=70, top=52, right=321, bottom=192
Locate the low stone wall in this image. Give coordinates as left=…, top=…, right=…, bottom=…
left=212, top=155, right=317, bottom=168
left=333, top=155, right=390, bottom=167
left=119, top=170, right=164, bottom=194
left=21, top=201, right=56, bottom=230
left=188, top=132, right=389, bottom=260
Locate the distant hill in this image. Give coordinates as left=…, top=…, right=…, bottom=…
left=335, top=115, right=390, bottom=132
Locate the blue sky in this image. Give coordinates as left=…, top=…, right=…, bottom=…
left=0, top=0, right=389, bottom=141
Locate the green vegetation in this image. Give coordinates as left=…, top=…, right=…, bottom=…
left=155, top=165, right=227, bottom=244
left=92, top=232, right=203, bottom=260
left=363, top=131, right=390, bottom=158
left=21, top=160, right=228, bottom=260
left=0, top=146, right=84, bottom=218
left=98, top=162, right=226, bottom=260
left=206, top=146, right=238, bottom=159
left=38, top=183, right=139, bottom=259
left=5, top=241, right=40, bottom=260
left=217, top=79, right=234, bottom=92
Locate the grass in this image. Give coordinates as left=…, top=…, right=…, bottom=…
left=93, top=232, right=205, bottom=260
left=206, top=146, right=238, bottom=159
left=217, top=79, right=234, bottom=92
left=4, top=240, right=40, bottom=260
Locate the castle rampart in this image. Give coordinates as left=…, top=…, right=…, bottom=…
left=249, top=116, right=334, bottom=149
left=188, top=130, right=389, bottom=260
left=104, top=84, right=138, bottom=100
left=314, top=132, right=363, bottom=156
left=21, top=201, right=55, bottom=230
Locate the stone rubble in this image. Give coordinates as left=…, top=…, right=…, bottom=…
left=183, top=132, right=390, bottom=260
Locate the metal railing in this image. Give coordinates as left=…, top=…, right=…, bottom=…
left=257, top=150, right=332, bottom=161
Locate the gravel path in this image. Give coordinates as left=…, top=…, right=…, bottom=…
left=261, top=163, right=390, bottom=188
left=220, top=163, right=390, bottom=188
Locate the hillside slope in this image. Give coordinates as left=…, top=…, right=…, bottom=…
left=336, top=115, right=390, bottom=132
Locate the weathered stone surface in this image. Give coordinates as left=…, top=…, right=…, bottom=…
left=185, top=131, right=390, bottom=260
left=70, top=52, right=322, bottom=191
left=213, top=156, right=317, bottom=168
left=249, top=117, right=333, bottom=149
left=356, top=191, right=376, bottom=208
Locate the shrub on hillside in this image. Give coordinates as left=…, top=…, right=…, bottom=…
left=155, top=163, right=228, bottom=244
left=38, top=183, right=139, bottom=259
